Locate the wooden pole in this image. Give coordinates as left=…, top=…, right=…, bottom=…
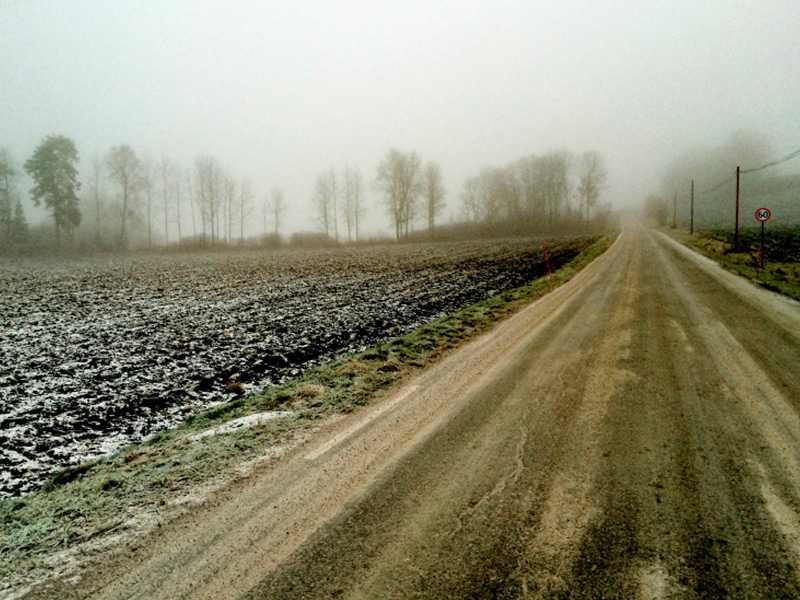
left=734, top=166, right=740, bottom=252
left=690, top=179, right=694, bottom=234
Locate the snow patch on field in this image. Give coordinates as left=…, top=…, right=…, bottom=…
left=188, top=411, right=290, bottom=441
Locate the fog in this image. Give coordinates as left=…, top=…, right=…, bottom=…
left=2, top=0, right=799, bottom=243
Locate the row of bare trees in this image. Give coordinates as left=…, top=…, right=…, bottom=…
left=0, top=136, right=291, bottom=253
left=371, top=149, right=445, bottom=240
left=101, top=147, right=269, bottom=248
left=80, top=146, right=287, bottom=249
left=310, top=147, right=606, bottom=242
left=460, top=150, right=607, bottom=231
left=375, top=150, right=445, bottom=240
left=262, top=188, right=286, bottom=239
left=311, top=150, right=446, bottom=243
left=5, top=137, right=611, bottom=253
left=312, top=166, right=367, bottom=243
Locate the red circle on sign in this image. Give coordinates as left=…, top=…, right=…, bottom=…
left=755, top=208, right=771, bottom=222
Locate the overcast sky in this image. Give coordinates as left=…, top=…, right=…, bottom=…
left=3, top=0, right=799, bottom=235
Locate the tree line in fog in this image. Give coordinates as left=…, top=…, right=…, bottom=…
left=1, top=135, right=609, bottom=255
left=0, top=136, right=285, bottom=253
left=459, top=149, right=608, bottom=233
left=316, top=147, right=609, bottom=243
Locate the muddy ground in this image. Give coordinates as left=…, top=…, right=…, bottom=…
left=0, top=237, right=592, bottom=497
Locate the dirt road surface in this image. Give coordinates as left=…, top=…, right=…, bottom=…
left=30, top=227, right=800, bottom=598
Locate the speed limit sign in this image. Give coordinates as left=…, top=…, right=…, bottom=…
left=755, top=208, right=771, bottom=222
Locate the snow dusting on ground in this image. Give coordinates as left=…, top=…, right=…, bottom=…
left=0, top=238, right=591, bottom=497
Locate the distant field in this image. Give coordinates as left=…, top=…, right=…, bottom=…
left=0, top=237, right=596, bottom=497
left=666, top=227, right=800, bottom=300
left=706, top=226, right=800, bottom=264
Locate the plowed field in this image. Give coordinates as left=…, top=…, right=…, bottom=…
left=0, top=237, right=593, bottom=497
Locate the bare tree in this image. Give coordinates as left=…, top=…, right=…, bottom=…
left=159, top=155, right=174, bottom=246
left=376, top=149, right=423, bottom=240
left=238, top=177, right=253, bottom=243
left=423, top=161, right=446, bottom=238
left=222, top=170, right=237, bottom=244
left=577, top=150, right=608, bottom=223
left=481, top=168, right=505, bottom=223
left=516, top=155, right=544, bottom=228
left=327, top=169, right=339, bottom=242
left=1, top=149, right=18, bottom=239
left=538, top=150, right=571, bottom=227
left=173, top=166, right=183, bottom=243
left=140, top=154, right=156, bottom=248
left=460, top=166, right=524, bottom=227
left=194, top=156, right=223, bottom=243
left=0, top=149, right=27, bottom=250
left=106, top=145, right=141, bottom=247
left=354, top=172, right=366, bottom=242
left=312, top=171, right=335, bottom=237
left=270, top=188, right=286, bottom=237
left=184, top=167, right=196, bottom=240
left=461, top=175, right=483, bottom=224
left=262, top=195, right=269, bottom=237
left=86, top=156, right=106, bottom=246
left=499, top=165, right=522, bottom=221
left=342, top=166, right=365, bottom=243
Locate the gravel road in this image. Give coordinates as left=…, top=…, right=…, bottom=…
left=30, top=227, right=800, bottom=598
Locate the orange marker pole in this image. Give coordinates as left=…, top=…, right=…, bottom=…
left=542, top=240, right=552, bottom=284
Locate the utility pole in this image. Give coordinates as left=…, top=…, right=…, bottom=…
left=690, top=179, right=694, bottom=234
left=734, top=166, right=740, bottom=252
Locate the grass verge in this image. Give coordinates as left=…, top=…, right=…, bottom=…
left=662, top=229, right=800, bottom=301
left=0, top=234, right=616, bottom=591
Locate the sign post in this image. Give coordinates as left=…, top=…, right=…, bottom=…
left=755, top=208, right=771, bottom=277
left=734, top=166, right=741, bottom=252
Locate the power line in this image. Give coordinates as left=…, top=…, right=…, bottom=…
left=701, top=173, right=737, bottom=194
left=699, top=145, right=800, bottom=193
left=741, top=147, right=800, bottom=174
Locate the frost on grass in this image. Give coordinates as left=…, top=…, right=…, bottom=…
left=0, top=238, right=593, bottom=497
left=188, top=411, right=289, bottom=441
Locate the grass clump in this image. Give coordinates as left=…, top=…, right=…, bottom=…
left=0, top=234, right=615, bottom=590
left=40, top=463, right=96, bottom=493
